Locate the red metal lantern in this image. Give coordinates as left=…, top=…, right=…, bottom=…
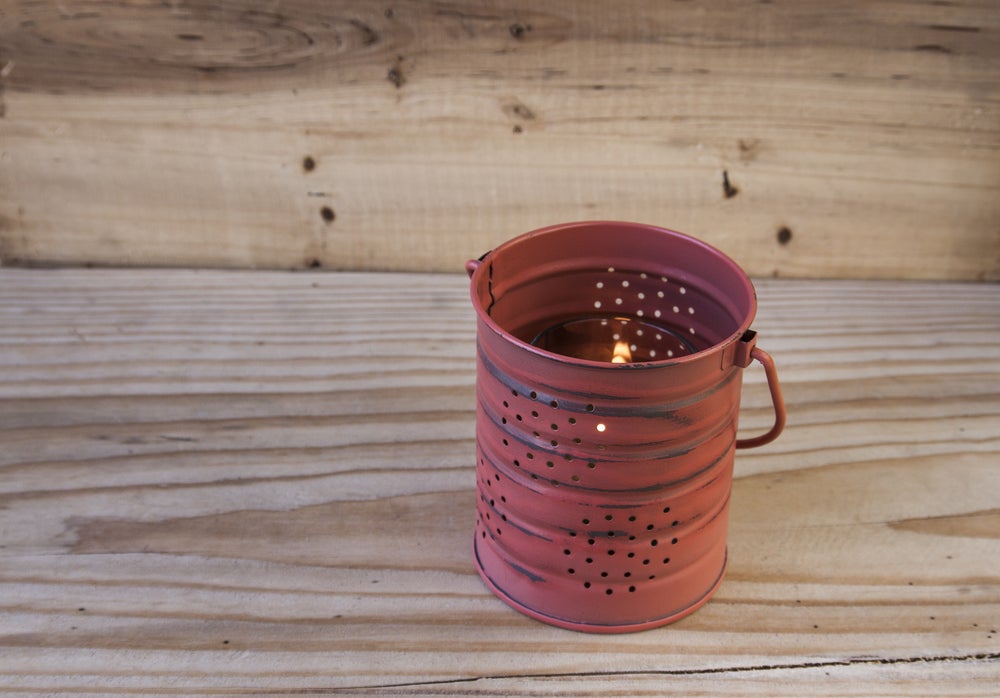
left=467, top=221, right=785, bottom=633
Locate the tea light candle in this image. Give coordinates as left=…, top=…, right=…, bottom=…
left=531, top=315, right=695, bottom=363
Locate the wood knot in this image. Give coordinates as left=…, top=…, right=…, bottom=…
left=387, top=65, right=405, bottom=88
left=722, top=170, right=739, bottom=199
left=509, top=23, right=531, bottom=39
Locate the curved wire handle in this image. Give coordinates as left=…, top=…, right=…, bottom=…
left=736, top=346, right=786, bottom=449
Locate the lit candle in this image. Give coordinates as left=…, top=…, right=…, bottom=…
left=610, top=340, right=632, bottom=364
left=531, top=315, right=694, bottom=364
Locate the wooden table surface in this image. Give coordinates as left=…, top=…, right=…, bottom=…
left=1, top=269, right=998, bottom=695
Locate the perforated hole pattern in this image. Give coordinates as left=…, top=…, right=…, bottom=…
left=473, top=379, right=726, bottom=601
left=591, top=268, right=702, bottom=358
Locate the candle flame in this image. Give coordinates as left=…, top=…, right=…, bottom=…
left=611, top=340, right=632, bottom=364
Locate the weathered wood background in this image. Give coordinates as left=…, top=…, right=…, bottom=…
left=1, top=1, right=999, bottom=279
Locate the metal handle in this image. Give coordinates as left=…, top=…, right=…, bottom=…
left=735, top=346, right=786, bottom=449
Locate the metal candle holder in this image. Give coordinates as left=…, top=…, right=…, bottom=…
left=466, top=221, right=786, bottom=633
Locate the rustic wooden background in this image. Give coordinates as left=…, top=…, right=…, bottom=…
left=1, top=0, right=998, bottom=279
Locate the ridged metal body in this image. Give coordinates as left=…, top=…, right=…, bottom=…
left=468, top=222, right=784, bottom=633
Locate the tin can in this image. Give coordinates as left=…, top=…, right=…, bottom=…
left=467, top=221, right=785, bottom=633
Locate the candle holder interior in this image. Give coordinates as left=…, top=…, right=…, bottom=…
left=531, top=315, right=696, bottom=363
left=472, top=222, right=754, bottom=364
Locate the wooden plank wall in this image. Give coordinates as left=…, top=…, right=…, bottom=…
left=1, top=1, right=998, bottom=280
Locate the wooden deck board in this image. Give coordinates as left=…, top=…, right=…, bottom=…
left=0, top=268, right=998, bottom=694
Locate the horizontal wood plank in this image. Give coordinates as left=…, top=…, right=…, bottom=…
left=1, top=1, right=998, bottom=279
left=0, top=268, right=998, bottom=693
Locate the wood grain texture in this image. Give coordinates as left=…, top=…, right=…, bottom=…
left=1, top=1, right=999, bottom=280
left=1, top=267, right=998, bottom=694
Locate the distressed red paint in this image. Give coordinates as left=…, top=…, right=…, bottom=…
left=467, top=221, right=785, bottom=633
